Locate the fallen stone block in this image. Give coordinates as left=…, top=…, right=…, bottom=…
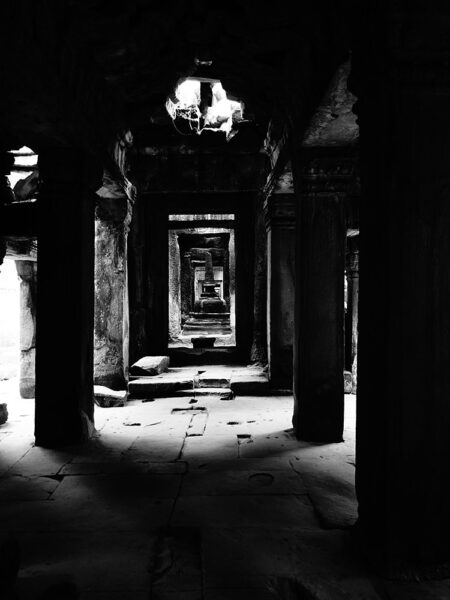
left=129, top=356, right=170, bottom=376
left=0, top=404, right=8, bottom=425
left=94, top=386, right=127, bottom=408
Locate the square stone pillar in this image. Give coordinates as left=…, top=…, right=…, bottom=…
left=94, top=180, right=133, bottom=390
left=345, top=236, right=359, bottom=392
left=291, top=152, right=350, bottom=442
left=35, top=149, right=101, bottom=447
left=351, top=6, right=450, bottom=575
left=15, top=260, right=37, bottom=398
left=265, top=193, right=295, bottom=388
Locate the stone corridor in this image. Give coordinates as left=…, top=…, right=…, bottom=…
left=0, top=375, right=447, bottom=599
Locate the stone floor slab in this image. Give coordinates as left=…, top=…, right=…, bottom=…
left=172, top=495, right=319, bottom=528
left=181, top=468, right=306, bottom=496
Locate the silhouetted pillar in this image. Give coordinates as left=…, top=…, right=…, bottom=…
left=352, top=7, right=450, bottom=575
left=250, top=193, right=267, bottom=363
left=292, top=153, right=347, bottom=442
left=94, top=178, right=133, bottom=389
left=265, top=193, right=295, bottom=387
left=180, top=251, right=192, bottom=321
left=35, top=149, right=101, bottom=447
left=168, top=229, right=181, bottom=341
left=0, top=151, right=14, bottom=263
left=15, top=260, right=37, bottom=398
left=345, top=236, right=359, bottom=392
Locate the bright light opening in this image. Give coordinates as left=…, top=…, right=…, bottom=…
left=166, top=78, right=245, bottom=141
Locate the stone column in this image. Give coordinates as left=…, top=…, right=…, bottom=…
left=0, top=151, right=15, bottom=266
left=291, top=152, right=348, bottom=442
left=180, top=251, right=193, bottom=322
left=345, top=236, right=359, bottom=393
left=168, top=229, right=181, bottom=341
left=265, top=193, right=295, bottom=388
left=35, top=149, right=101, bottom=447
left=250, top=193, right=267, bottom=364
left=94, top=182, right=133, bottom=390
left=15, top=260, right=37, bottom=398
left=351, top=6, right=450, bottom=575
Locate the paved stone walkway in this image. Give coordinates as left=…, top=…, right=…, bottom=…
left=1, top=375, right=449, bottom=599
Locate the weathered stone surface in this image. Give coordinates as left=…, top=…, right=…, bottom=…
left=175, top=388, right=233, bottom=400
left=198, top=372, right=231, bottom=388
left=0, top=403, right=8, bottom=424
left=128, top=376, right=193, bottom=398
left=94, top=385, right=127, bottom=408
left=230, top=374, right=270, bottom=395
left=130, top=356, right=170, bottom=376
left=343, top=371, right=352, bottom=394
left=15, top=260, right=37, bottom=399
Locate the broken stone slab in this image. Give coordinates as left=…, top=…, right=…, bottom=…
left=94, top=386, right=127, bottom=408
left=344, top=371, right=352, bottom=394
left=129, top=356, right=170, bottom=376
left=0, top=404, right=8, bottom=425
left=230, top=374, right=270, bottom=396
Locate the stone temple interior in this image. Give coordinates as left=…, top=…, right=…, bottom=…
left=1, top=2, right=450, bottom=599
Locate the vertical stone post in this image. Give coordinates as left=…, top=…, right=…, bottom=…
left=180, top=251, right=193, bottom=322
left=94, top=177, right=133, bottom=389
left=15, top=260, right=37, bottom=398
left=345, top=236, right=359, bottom=392
left=351, top=7, right=450, bottom=575
left=265, top=193, right=295, bottom=388
left=35, top=149, right=101, bottom=447
left=0, top=151, right=15, bottom=265
left=250, top=193, right=267, bottom=364
left=291, top=152, right=348, bottom=442
left=168, top=229, right=181, bottom=341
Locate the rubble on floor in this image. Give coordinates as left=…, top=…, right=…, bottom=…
left=128, top=364, right=269, bottom=399
left=93, top=386, right=127, bottom=408
left=129, top=355, right=170, bottom=376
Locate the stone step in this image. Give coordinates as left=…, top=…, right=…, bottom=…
left=183, top=323, right=231, bottom=330
left=188, top=312, right=231, bottom=320
left=174, top=387, right=233, bottom=400
left=128, top=376, right=193, bottom=398
left=197, top=372, right=231, bottom=388
left=230, top=373, right=270, bottom=395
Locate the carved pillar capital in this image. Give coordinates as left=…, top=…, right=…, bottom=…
left=96, top=171, right=134, bottom=233
left=264, top=193, right=296, bottom=231
left=299, top=148, right=357, bottom=197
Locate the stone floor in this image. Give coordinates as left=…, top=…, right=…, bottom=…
left=1, top=373, right=449, bottom=599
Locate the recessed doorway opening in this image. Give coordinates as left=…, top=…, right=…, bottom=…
left=168, top=214, right=236, bottom=351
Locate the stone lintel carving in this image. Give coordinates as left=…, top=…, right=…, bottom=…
left=300, top=149, right=357, bottom=195
left=264, top=193, right=296, bottom=231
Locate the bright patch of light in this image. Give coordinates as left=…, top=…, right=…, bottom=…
left=166, top=78, right=245, bottom=141
left=10, top=146, right=38, bottom=167
left=7, top=146, right=38, bottom=199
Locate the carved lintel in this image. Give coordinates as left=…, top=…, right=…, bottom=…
left=300, top=149, right=357, bottom=195
left=264, top=193, right=296, bottom=231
